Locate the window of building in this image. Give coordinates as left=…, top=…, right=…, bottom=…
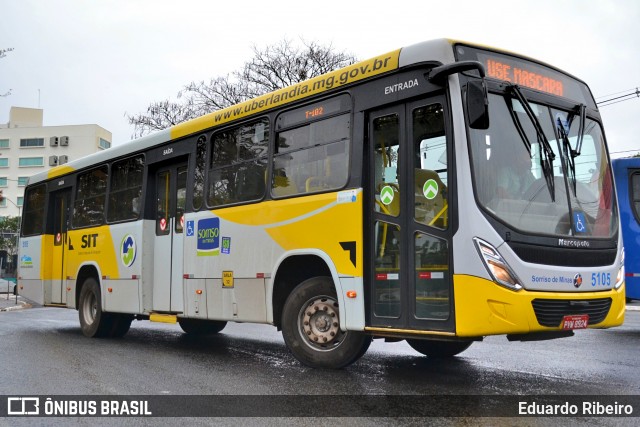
left=19, top=157, right=43, bottom=167
left=0, top=178, right=7, bottom=187
left=272, top=96, right=350, bottom=197
left=207, top=119, right=269, bottom=207
left=99, top=138, right=111, bottom=150
left=73, top=166, right=108, bottom=228
left=22, top=184, right=46, bottom=236
left=0, top=199, right=5, bottom=207
left=20, top=138, right=45, bottom=148
left=107, top=155, right=144, bottom=222
left=18, top=177, right=28, bottom=187
left=0, top=159, right=8, bottom=168
left=0, top=139, right=9, bottom=148
left=17, top=197, right=23, bottom=207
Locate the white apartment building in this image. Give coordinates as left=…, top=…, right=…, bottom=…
left=0, top=106, right=112, bottom=217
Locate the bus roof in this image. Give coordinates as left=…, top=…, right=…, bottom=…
left=28, top=38, right=569, bottom=186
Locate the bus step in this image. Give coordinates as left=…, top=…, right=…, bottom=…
left=149, top=313, right=178, bottom=324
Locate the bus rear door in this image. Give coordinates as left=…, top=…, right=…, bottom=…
left=152, top=161, right=188, bottom=312
left=49, top=188, right=72, bottom=305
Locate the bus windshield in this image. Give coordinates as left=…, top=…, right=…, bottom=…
left=469, top=93, right=617, bottom=239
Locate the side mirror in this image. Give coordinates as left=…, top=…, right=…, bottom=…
left=466, top=80, right=489, bottom=130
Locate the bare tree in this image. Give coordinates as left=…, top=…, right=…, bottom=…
left=0, top=48, right=14, bottom=97
left=127, top=39, right=356, bottom=138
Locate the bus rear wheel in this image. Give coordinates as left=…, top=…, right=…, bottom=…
left=406, top=339, right=472, bottom=358
left=109, top=314, right=133, bottom=338
left=281, top=276, right=371, bottom=369
left=178, top=318, right=227, bottom=335
left=78, top=277, right=113, bottom=338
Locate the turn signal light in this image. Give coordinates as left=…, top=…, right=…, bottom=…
left=196, top=289, right=203, bottom=295
left=346, top=291, right=357, bottom=298
left=473, top=237, right=522, bottom=291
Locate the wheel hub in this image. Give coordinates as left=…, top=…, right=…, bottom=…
left=301, top=297, right=341, bottom=348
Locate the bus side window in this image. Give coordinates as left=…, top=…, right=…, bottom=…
left=208, top=119, right=268, bottom=207
left=272, top=113, right=350, bottom=197
left=108, top=155, right=144, bottom=223
left=74, top=166, right=108, bottom=228
left=193, top=135, right=207, bottom=211
left=21, top=184, right=46, bottom=236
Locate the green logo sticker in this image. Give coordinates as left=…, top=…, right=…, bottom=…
left=120, top=234, right=136, bottom=267
left=423, top=179, right=438, bottom=200
left=380, top=185, right=395, bottom=205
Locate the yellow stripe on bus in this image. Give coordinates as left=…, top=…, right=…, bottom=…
left=47, top=165, right=76, bottom=179
left=213, top=192, right=363, bottom=276
left=170, top=50, right=401, bottom=140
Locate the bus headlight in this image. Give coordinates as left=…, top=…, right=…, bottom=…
left=473, top=237, right=523, bottom=291
left=615, top=248, right=625, bottom=290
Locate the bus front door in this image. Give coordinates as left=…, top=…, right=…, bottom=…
left=50, top=188, right=72, bottom=305
left=153, top=162, right=188, bottom=313
left=367, top=97, right=456, bottom=333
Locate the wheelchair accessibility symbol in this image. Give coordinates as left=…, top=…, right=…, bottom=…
left=186, top=220, right=195, bottom=236
left=573, top=212, right=587, bottom=234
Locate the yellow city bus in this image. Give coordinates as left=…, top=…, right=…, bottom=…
left=18, top=39, right=625, bottom=368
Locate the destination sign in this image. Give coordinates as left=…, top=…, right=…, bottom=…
left=485, top=58, right=564, bottom=96
left=277, top=94, right=350, bottom=130
left=455, top=44, right=596, bottom=108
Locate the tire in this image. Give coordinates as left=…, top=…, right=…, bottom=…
left=178, top=318, right=227, bottom=335
left=109, top=314, right=133, bottom=338
left=78, top=277, right=113, bottom=338
left=406, top=339, right=472, bottom=358
left=281, top=276, right=371, bottom=369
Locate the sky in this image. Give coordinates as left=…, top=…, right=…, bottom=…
left=1, top=0, right=639, bottom=158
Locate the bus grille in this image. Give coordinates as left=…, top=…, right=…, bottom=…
left=531, top=298, right=612, bottom=327
left=508, top=243, right=617, bottom=267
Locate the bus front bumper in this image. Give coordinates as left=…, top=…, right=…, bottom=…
left=453, top=275, right=625, bottom=338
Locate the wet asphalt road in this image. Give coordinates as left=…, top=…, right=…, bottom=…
left=1, top=305, right=639, bottom=425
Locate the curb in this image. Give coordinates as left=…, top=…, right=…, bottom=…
left=0, top=300, right=31, bottom=312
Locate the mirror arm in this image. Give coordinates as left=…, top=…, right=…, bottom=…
left=428, top=60, right=486, bottom=84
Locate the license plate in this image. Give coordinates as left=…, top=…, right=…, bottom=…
left=562, top=314, right=589, bottom=330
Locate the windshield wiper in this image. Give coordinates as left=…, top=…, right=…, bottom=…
left=575, top=103, right=586, bottom=157
left=508, top=84, right=556, bottom=201
left=506, top=91, right=532, bottom=156
left=557, top=103, right=586, bottom=195
left=558, top=117, right=577, bottom=195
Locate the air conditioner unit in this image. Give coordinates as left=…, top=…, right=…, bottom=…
left=49, top=155, right=58, bottom=166
left=60, top=136, right=69, bottom=146
left=58, top=155, right=68, bottom=164
left=50, top=136, right=59, bottom=146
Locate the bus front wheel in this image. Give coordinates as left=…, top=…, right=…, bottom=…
left=406, top=339, right=472, bottom=358
left=281, top=276, right=371, bottom=369
left=78, top=277, right=112, bottom=338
